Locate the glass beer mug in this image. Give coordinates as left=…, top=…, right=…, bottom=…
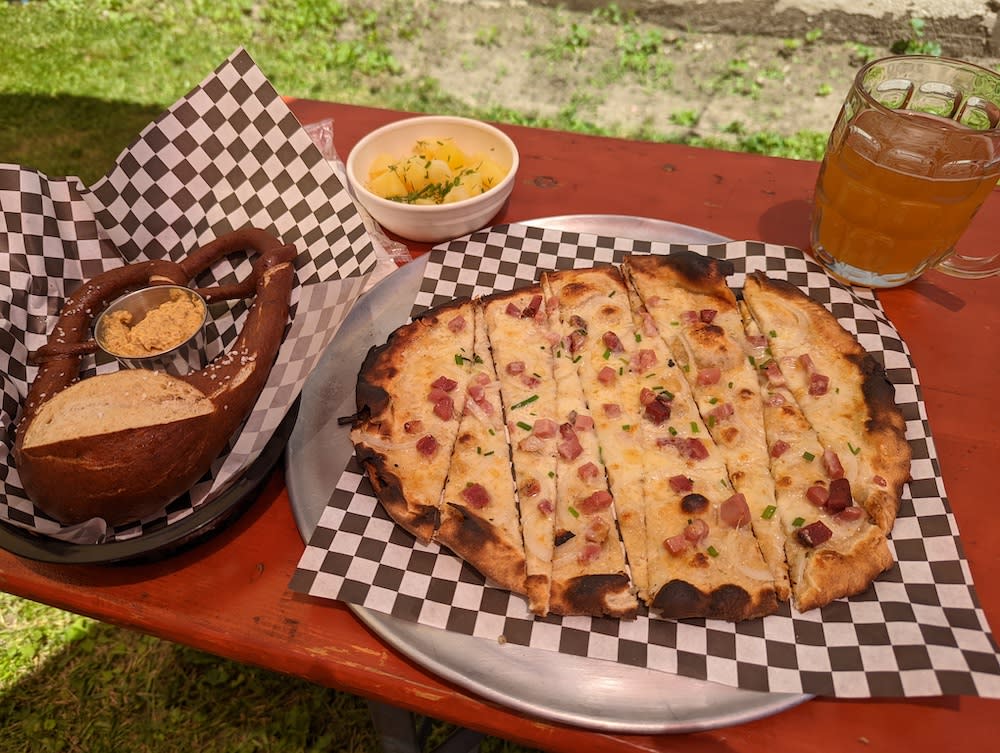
left=812, top=55, right=1000, bottom=287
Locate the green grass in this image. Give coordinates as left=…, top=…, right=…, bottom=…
left=1, top=593, right=540, bottom=752
left=0, top=0, right=830, bottom=185
left=1, top=596, right=377, bottom=752
left=0, top=1, right=835, bottom=750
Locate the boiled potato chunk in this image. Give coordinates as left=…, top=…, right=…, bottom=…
left=407, top=158, right=453, bottom=194
left=368, top=153, right=397, bottom=181
left=368, top=169, right=408, bottom=200
left=443, top=171, right=486, bottom=204
left=366, top=136, right=509, bottom=204
left=472, top=155, right=507, bottom=189
left=427, top=139, right=466, bottom=169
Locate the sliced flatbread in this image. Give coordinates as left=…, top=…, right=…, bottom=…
left=483, top=288, right=560, bottom=616
left=537, top=276, right=637, bottom=618
left=543, top=266, right=650, bottom=602
left=741, top=272, right=911, bottom=534
left=436, top=304, right=528, bottom=594
left=351, top=299, right=476, bottom=544
left=742, top=304, right=894, bottom=610
left=350, top=252, right=911, bottom=621
left=623, top=252, right=790, bottom=601
left=621, top=280, right=778, bottom=621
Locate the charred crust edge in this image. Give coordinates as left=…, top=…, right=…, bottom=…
left=441, top=502, right=500, bottom=549
left=437, top=504, right=528, bottom=593
left=353, top=296, right=473, bottom=423
left=553, top=573, right=637, bottom=618
left=355, top=450, right=438, bottom=542
left=856, top=353, right=907, bottom=436
left=631, top=250, right=735, bottom=285
left=479, top=284, right=541, bottom=307
left=652, top=579, right=777, bottom=621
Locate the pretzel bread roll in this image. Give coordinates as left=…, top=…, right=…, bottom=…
left=13, top=229, right=297, bottom=527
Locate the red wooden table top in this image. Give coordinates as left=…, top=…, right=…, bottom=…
left=1, top=99, right=998, bottom=752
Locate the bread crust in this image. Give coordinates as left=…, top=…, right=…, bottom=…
left=652, top=580, right=779, bottom=622
left=17, top=411, right=219, bottom=525
left=791, top=526, right=893, bottom=612
left=624, top=251, right=736, bottom=305
left=549, top=573, right=638, bottom=619
left=437, top=503, right=527, bottom=593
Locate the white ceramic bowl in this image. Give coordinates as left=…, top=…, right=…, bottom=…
left=345, top=115, right=519, bottom=243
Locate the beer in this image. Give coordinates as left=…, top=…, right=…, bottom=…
left=811, top=56, right=1000, bottom=286
left=813, top=109, right=1000, bottom=286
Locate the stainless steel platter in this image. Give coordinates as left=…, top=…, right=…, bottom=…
left=285, top=215, right=810, bottom=733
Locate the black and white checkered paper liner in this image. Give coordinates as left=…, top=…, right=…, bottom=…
left=0, top=48, right=378, bottom=544
left=293, top=223, right=1000, bottom=699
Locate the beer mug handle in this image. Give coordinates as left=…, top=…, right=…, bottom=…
left=936, top=250, right=1000, bottom=279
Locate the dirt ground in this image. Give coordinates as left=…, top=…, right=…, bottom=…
left=386, top=1, right=1000, bottom=148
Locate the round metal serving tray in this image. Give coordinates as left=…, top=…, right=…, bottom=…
left=286, top=215, right=811, bottom=733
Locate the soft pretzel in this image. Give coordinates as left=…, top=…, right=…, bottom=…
left=14, top=227, right=297, bottom=526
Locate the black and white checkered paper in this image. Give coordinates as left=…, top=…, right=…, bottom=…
left=0, top=49, right=379, bottom=543
left=293, top=223, right=1000, bottom=699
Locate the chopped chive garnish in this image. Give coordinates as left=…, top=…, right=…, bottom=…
left=708, top=396, right=719, bottom=404
left=668, top=426, right=678, bottom=436
left=602, top=348, right=612, bottom=360
left=707, top=416, right=716, bottom=428
left=473, top=353, right=484, bottom=364
left=482, top=450, right=495, bottom=457
left=572, top=355, right=582, bottom=363
left=510, top=394, right=539, bottom=410
left=792, top=516, right=805, bottom=527
left=634, top=332, right=642, bottom=342
left=769, top=329, right=777, bottom=338
left=682, top=364, right=690, bottom=372
left=568, top=506, right=580, bottom=518
left=848, top=442, right=861, bottom=455
left=690, top=421, right=700, bottom=433
left=516, top=421, right=532, bottom=431
left=761, top=505, right=777, bottom=520
left=706, top=545, right=719, bottom=557
left=476, top=446, right=482, bottom=454
left=488, top=428, right=496, bottom=435
left=454, top=354, right=465, bottom=365
left=802, top=451, right=815, bottom=461
left=548, top=470, right=555, bottom=478
left=748, top=355, right=757, bottom=367
left=622, top=424, right=631, bottom=431
left=609, top=290, right=616, bottom=297
left=728, top=381, right=734, bottom=388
